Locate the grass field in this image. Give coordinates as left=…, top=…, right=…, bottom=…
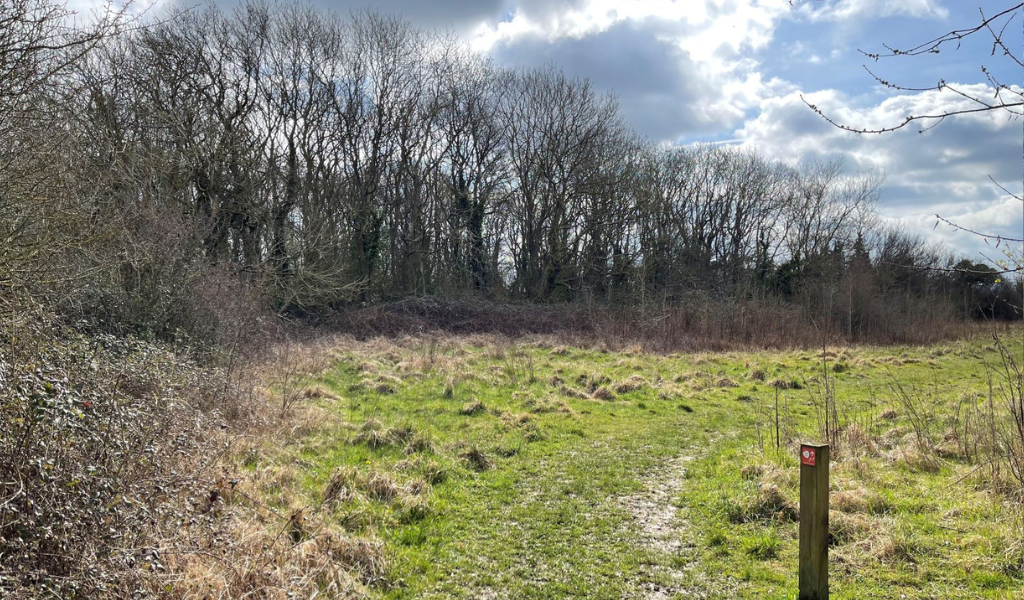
left=219, top=328, right=1023, bottom=599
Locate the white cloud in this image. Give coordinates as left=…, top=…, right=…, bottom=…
left=793, top=0, right=949, bottom=23
left=471, top=0, right=790, bottom=60
left=479, top=0, right=798, bottom=138
left=67, top=0, right=170, bottom=21
left=736, top=83, right=1023, bottom=259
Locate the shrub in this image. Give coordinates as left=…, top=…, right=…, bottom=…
left=0, top=316, right=223, bottom=597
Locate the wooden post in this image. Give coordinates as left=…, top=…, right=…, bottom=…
left=799, top=443, right=829, bottom=600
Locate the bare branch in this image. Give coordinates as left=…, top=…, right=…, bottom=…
left=802, top=94, right=1024, bottom=134
left=858, top=4, right=1023, bottom=60
left=934, top=214, right=1024, bottom=245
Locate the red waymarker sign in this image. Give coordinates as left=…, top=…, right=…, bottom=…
left=801, top=446, right=817, bottom=466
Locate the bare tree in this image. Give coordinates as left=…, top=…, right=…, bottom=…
left=0, top=0, right=132, bottom=310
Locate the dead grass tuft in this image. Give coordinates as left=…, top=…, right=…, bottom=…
left=395, top=494, right=433, bottom=523
left=831, top=486, right=878, bottom=514
left=324, top=469, right=359, bottom=505
left=871, top=530, right=919, bottom=564
left=353, top=425, right=414, bottom=450
left=558, top=384, right=588, bottom=399
left=740, top=464, right=765, bottom=480
left=395, top=457, right=449, bottom=485
left=591, top=385, right=616, bottom=400
left=373, top=381, right=397, bottom=394
left=158, top=509, right=384, bottom=597
left=829, top=511, right=874, bottom=546
left=741, top=463, right=794, bottom=488
left=331, top=535, right=390, bottom=585
left=302, top=384, right=340, bottom=401
left=613, top=374, right=646, bottom=394
left=362, top=470, right=402, bottom=502
left=405, top=477, right=430, bottom=496
left=459, top=399, right=487, bottom=416
left=576, top=373, right=611, bottom=392
left=523, top=396, right=576, bottom=415
left=728, top=483, right=798, bottom=524
left=840, top=424, right=878, bottom=457
left=325, top=466, right=403, bottom=503
left=404, top=433, right=434, bottom=455
left=461, top=446, right=492, bottom=472
left=501, top=411, right=534, bottom=427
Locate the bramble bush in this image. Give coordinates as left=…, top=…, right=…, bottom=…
left=0, top=311, right=225, bottom=597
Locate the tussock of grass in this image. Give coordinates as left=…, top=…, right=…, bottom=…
left=558, top=384, right=589, bottom=399
left=353, top=425, right=414, bottom=449
left=395, top=494, right=433, bottom=523
left=831, top=486, right=889, bottom=515
left=830, top=510, right=874, bottom=546
left=838, top=424, right=879, bottom=457
left=325, top=466, right=403, bottom=503
left=164, top=523, right=374, bottom=597
left=405, top=477, right=430, bottom=496
left=459, top=399, right=487, bottom=415
left=404, top=432, right=434, bottom=455
left=500, top=411, right=534, bottom=426
left=324, top=470, right=359, bottom=505
left=395, top=457, right=449, bottom=485
left=740, top=464, right=765, bottom=480
left=373, top=381, right=397, bottom=394
left=523, top=396, right=576, bottom=415
left=591, top=385, right=616, bottom=400
left=460, top=446, right=492, bottom=472
left=302, top=384, right=340, bottom=400
left=725, top=483, right=798, bottom=524
left=362, top=470, right=403, bottom=502
left=577, top=373, right=611, bottom=392
left=613, top=374, right=646, bottom=394
left=767, top=377, right=801, bottom=390
left=870, top=528, right=921, bottom=564
left=332, top=536, right=390, bottom=585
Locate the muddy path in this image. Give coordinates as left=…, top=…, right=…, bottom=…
left=621, top=452, right=707, bottom=600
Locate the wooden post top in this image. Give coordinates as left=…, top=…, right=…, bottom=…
left=800, top=443, right=828, bottom=467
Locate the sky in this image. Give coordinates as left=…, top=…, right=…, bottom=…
left=77, top=0, right=1024, bottom=262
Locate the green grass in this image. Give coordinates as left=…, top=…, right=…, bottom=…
left=241, top=330, right=1024, bottom=599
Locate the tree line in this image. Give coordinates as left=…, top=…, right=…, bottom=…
left=1, top=0, right=1019, bottom=345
